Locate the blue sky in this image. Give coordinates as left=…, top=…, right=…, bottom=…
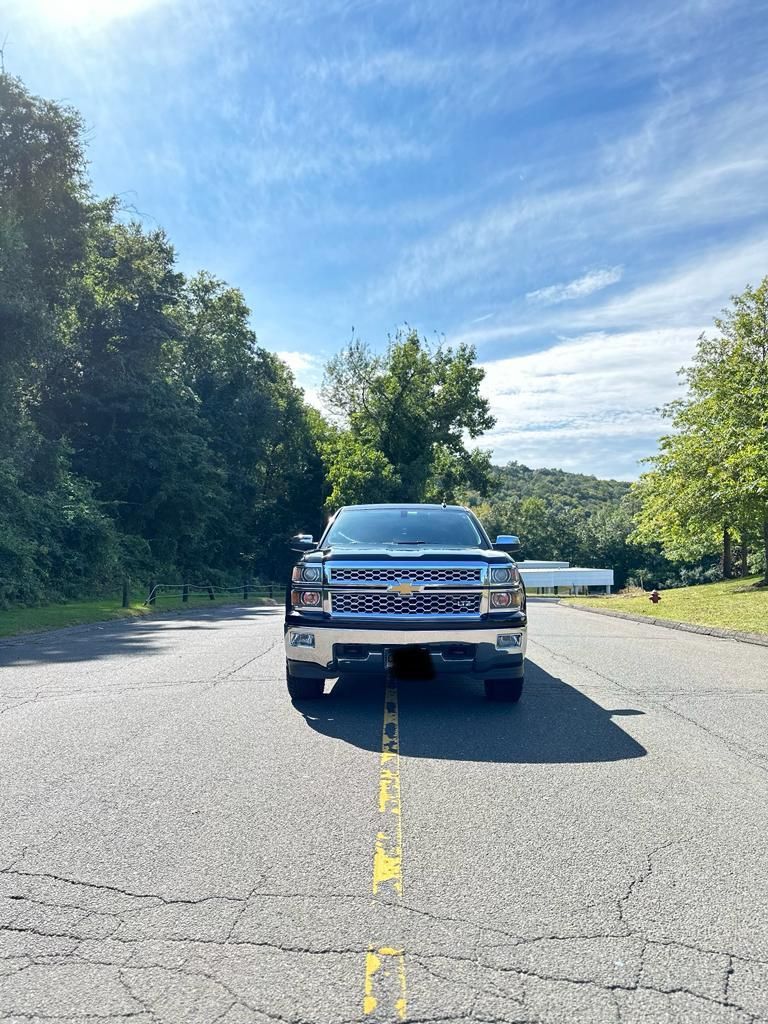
left=4, top=0, right=768, bottom=479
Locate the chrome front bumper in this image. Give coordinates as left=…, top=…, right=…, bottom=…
left=284, top=623, right=527, bottom=679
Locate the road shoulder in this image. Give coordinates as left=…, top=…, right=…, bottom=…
left=560, top=600, right=768, bottom=647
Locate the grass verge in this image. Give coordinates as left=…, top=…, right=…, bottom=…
left=566, top=575, right=768, bottom=635
left=0, top=592, right=278, bottom=639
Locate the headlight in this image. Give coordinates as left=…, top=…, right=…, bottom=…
left=291, top=564, right=322, bottom=583
left=490, top=565, right=520, bottom=585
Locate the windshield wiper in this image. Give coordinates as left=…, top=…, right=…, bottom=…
left=396, top=540, right=426, bottom=545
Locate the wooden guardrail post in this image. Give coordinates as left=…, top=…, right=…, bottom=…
left=148, top=580, right=156, bottom=605
left=122, top=578, right=130, bottom=608
left=182, top=582, right=189, bottom=603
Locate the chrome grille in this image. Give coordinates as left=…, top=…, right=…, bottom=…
left=328, top=566, right=482, bottom=584
left=331, top=591, right=482, bottom=617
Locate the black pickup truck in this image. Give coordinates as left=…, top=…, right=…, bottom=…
left=284, top=503, right=527, bottom=702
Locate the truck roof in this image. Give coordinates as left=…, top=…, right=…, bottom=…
left=337, top=503, right=468, bottom=511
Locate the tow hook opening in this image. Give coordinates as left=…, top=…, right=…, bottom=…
left=441, top=643, right=474, bottom=661
left=336, top=644, right=370, bottom=661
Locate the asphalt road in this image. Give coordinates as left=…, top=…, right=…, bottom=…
left=1, top=600, right=767, bottom=1024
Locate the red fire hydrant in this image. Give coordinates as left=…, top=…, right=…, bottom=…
left=649, top=589, right=661, bottom=604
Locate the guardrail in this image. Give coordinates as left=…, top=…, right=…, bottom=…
left=143, top=581, right=283, bottom=607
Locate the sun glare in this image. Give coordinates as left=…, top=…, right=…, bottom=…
left=32, top=0, right=161, bottom=25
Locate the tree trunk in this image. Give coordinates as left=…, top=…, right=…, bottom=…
left=763, top=517, right=768, bottom=586
left=740, top=531, right=749, bottom=578
left=722, top=525, right=732, bottom=579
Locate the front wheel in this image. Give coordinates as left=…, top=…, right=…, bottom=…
left=484, top=677, right=524, bottom=703
left=286, top=668, right=325, bottom=702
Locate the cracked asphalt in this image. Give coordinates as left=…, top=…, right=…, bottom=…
left=1, top=600, right=767, bottom=1024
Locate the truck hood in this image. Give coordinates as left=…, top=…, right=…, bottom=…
left=301, top=546, right=513, bottom=565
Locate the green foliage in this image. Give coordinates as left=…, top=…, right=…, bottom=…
left=474, top=473, right=692, bottom=590
left=0, top=72, right=325, bottom=604
left=490, top=461, right=630, bottom=509
left=321, top=331, right=494, bottom=507
left=318, top=429, right=400, bottom=510
left=633, top=278, right=768, bottom=582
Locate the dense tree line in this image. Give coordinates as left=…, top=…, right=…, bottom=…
left=0, top=73, right=325, bottom=603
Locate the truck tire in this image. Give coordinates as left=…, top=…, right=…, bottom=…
left=484, top=677, right=524, bottom=703
left=286, top=668, right=324, bottom=702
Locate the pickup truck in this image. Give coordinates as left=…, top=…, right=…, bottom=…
left=284, top=503, right=527, bottom=702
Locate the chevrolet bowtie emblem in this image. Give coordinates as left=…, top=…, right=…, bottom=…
left=388, top=581, right=422, bottom=596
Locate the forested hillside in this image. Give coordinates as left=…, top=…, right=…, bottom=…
left=492, top=463, right=630, bottom=510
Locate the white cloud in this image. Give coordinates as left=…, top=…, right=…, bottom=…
left=479, top=327, right=702, bottom=476
left=275, top=350, right=325, bottom=411
left=526, top=267, right=623, bottom=306
left=276, top=350, right=323, bottom=375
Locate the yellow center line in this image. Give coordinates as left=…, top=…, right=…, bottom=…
left=363, top=683, right=407, bottom=1020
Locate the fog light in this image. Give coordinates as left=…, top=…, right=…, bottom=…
left=496, top=633, right=523, bottom=650
left=289, top=631, right=315, bottom=648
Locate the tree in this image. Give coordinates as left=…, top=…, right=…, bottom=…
left=0, top=73, right=121, bottom=604
left=321, top=330, right=494, bottom=506
left=634, top=278, right=768, bottom=584
left=174, top=272, right=325, bottom=577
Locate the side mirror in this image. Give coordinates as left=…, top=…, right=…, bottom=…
left=290, top=534, right=317, bottom=552
left=494, top=534, right=521, bottom=553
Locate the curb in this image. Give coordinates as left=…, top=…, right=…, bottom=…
left=559, top=601, right=768, bottom=648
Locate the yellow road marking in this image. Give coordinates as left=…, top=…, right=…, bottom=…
left=373, top=685, right=403, bottom=897
left=363, top=946, right=407, bottom=1020
left=363, top=684, right=407, bottom=1019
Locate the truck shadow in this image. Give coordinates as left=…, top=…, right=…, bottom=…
left=299, top=659, right=647, bottom=764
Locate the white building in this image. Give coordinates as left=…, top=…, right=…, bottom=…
left=517, top=561, right=613, bottom=595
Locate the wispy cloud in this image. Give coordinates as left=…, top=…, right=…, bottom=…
left=450, top=231, right=768, bottom=349
left=526, top=267, right=623, bottom=306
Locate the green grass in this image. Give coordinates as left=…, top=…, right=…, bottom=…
left=567, top=575, right=768, bottom=635
left=0, top=592, right=278, bottom=639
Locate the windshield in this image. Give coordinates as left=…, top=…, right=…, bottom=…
left=323, top=508, right=486, bottom=548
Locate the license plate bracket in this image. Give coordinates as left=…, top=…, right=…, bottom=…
left=386, top=645, right=434, bottom=679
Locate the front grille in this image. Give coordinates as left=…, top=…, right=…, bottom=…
left=329, top=566, right=482, bottom=584
left=330, top=591, right=482, bottom=617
